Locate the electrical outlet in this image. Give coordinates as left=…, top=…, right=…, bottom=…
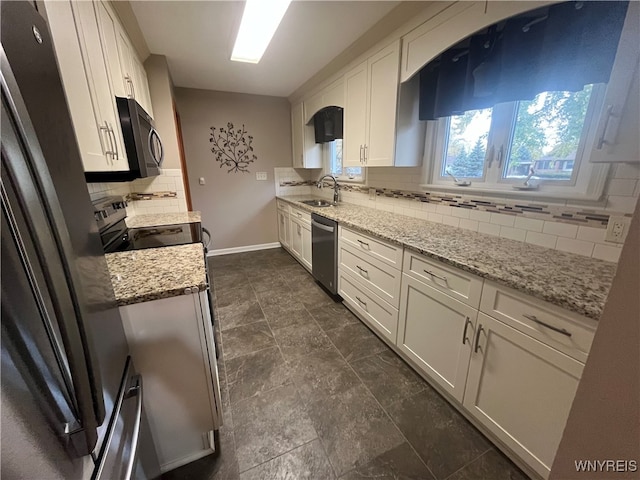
left=369, top=188, right=376, bottom=200
left=605, top=215, right=631, bottom=244
left=256, top=172, right=267, bottom=181
left=198, top=177, right=206, bottom=185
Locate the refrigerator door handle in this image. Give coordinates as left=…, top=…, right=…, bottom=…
left=123, top=374, right=143, bottom=480
left=92, top=358, right=132, bottom=480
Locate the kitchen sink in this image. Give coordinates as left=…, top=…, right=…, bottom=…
left=301, top=199, right=333, bottom=207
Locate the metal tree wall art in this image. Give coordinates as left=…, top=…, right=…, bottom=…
left=209, top=122, right=257, bottom=173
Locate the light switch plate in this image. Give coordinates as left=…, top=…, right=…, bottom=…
left=369, top=188, right=376, bottom=200
left=256, top=172, right=267, bottom=181
left=199, top=177, right=206, bottom=185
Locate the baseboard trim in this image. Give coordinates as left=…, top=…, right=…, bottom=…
left=207, top=242, right=281, bottom=257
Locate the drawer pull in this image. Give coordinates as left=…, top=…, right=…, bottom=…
left=356, top=265, right=368, bottom=275
left=357, top=239, right=370, bottom=248
left=462, top=316, right=471, bottom=345
left=355, top=296, right=367, bottom=306
left=424, top=269, right=448, bottom=284
left=474, top=324, right=484, bottom=353
left=524, top=314, right=572, bottom=337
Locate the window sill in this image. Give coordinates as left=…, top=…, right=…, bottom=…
left=419, top=183, right=607, bottom=205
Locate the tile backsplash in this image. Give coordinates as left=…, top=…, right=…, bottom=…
left=276, top=162, right=639, bottom=263
left=87, top=168, right=188, bottom=217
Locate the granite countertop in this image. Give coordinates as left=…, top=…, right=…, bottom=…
left=105, top=243, right=207, bottom=306
left=278, top=195, right=618, bottom=320
left=126, top=211, right=201, bottom=228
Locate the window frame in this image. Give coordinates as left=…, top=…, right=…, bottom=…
left=324, top=138, right=367, bottom=184
left=423, top=84, right=611, bottom=201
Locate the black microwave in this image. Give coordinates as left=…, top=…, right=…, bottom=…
left=84, top=97, right=163, bottom=182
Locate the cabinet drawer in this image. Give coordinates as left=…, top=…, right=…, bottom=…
left=403, top=250, right=483, bottom=308
left=340, top=244, right=400, bottom=308
left=339, top=226, right=402, bottom=268
left=480, top=282, right=597, bottom=363
left=276, top=199, right=290, bottom=213
left=339, top=271, right=398, bottom=343
left=290, top=206, right=311, bottom=224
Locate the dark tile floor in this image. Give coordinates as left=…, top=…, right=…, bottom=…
left=161, top=248, right=529, bottom=480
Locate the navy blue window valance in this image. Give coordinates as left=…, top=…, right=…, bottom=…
left=419, top=1, right=629, bottom=120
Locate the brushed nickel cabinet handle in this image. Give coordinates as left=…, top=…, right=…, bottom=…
left=359, top=145, right=363, bottom=164
left=474, top=324, right=484, bottom=353
left=355, top=296, right=367, bottom=306
left=523, top=314, right=572, bottom=337
left=424, top=269, right=447, bottom=283
left=356, top=265, right=368, bottom=275
left=596, top=104, right=614, bottom=150
left=108, top=123, right=118, bottom=160
left=462, top=316, right=471, bottom=345
left=356, top=239, right=369, bottom=248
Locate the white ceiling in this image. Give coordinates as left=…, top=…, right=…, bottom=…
left=130, top=1, right=399, bottom=97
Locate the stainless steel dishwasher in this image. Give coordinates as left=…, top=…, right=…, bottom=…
left=311, top=213, right=338, bottom=295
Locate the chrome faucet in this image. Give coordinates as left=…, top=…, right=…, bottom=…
left=316, top=174, right=339, bottom=205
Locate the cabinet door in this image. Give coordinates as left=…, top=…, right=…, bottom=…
left=132, top=56, right=154, bottom=117
left=463, top=313, right=584, bottom=479
left=343, top=60, right=367, bottom=167
left=95, top=1, right=127, bottom=98
left=365, top=41, right=400, bottom=166
left=589, top=1, right=639, bottom=164
left=44, top=0, right=110, bottom=172
left=290, top=217, right=303, bottom=259
left=301, top=222, right=312, bottom=271
left=397, top=274, right=477, bottom=402
left=72, top=1, right=126, bottom=172
left=278, top=210, right=290, bottom=249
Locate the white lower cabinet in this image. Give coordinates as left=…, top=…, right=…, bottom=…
left=283, top=205, right=312, bottom=272
left=300, top=221, right=312, bottom=271
left=290, top=218, right=303, bottom=259
left=339, top=271, right=399, bottom=342
left=277, top=208, right=290, bottom=249
left=119, top=290, right=222, bottom=473
left=463, top=313, right=584, bottom=479
left=397, top=274, right=477, bottom=402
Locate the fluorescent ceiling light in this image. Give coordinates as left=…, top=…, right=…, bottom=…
left=231, top=0, right=292, bottom=64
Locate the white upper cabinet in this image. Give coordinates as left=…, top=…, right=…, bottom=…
left=344, top=40, right=407, bottom=167
left=304, top=78, right=344, bottom=123
left=589, top=1, right=639, bottom=164
left=45, top=0, right=124, bottom=172
left=343, top=60, right=368, bottom=167
left=46, top=0, right=155, bottom=174
left=291, top=101, right=322, bottom=169
left=98, top=0, right=154, bottom=117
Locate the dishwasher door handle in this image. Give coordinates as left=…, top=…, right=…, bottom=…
left=311, top=220, right=334, bottom=233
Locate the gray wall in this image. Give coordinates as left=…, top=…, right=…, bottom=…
left=174, top=88, right=292, bottom=250
left=145, top=55, right=181, bottom=169
left=550, top=196, right=640, bottom=479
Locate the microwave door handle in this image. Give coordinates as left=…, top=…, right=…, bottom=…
left=148, top=129, right=164, bottom=167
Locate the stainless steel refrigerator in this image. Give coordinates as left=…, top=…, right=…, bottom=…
left=1, top=2, right=160, bottom=478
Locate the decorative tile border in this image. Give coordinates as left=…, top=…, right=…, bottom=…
left=279, top=180, right=316, bottom=187
left=128, top=191, right=177, bottom=201
left=280, top=180, right=630, bottom=229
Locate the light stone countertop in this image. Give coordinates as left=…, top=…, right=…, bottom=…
left=105, top=243, right=207, bottom=306
left=278, top=195, right=618, bottom=320
left=126, top=211, right=201, bottom=228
